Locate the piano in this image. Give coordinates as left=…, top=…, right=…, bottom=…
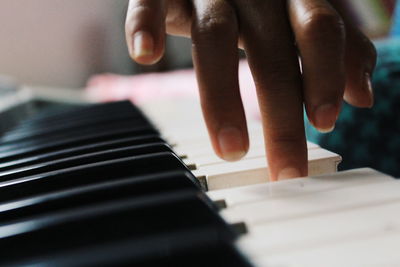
left=0, top=84, right=399, bottom=266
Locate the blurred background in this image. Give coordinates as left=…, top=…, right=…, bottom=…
left=0, top=0, right=193, bottom=88
left=0, top=0, right=396, bottom=89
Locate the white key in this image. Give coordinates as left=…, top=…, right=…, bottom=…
left=239, top=199, right=400, bottom=261
left=194, top=148, right=341, bottom=190
left=219, top=177, right=399, bottom=225
left=208, top=168, right=391, bottom=206
left=219, top=169, right=399, bottom=267
left=253, top=226, right=400, bottom=267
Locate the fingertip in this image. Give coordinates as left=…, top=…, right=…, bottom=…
left=344, top=72, right=374, bottom=108
left=309, top=103, right=340, bottom=133
left=267, top=143, right=308, bottom=182
left=277, top=167, right=302, bottom=181
left=130, top=31, right=159, bottom=65
left=216, top=126, right=248, bottom=162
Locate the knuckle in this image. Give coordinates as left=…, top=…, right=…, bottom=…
left=197, top=16, right=232, bottom=36
left=194, top=6, right=236, bottom=37
left=301, top=8, right=345, bottom=42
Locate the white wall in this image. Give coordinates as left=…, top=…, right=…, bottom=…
left=0, top=0, right=132, bottom=88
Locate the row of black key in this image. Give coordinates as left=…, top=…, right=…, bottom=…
left=0, top=101, right=252, bottom=266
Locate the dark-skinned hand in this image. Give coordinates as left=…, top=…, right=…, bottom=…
left=125, top=0, right=376, bottom=180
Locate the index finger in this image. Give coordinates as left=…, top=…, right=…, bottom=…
left=234, top=0, right=307, bottom=181
left=125, top=0, right=166, bottom=65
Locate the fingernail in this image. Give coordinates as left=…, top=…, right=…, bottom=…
left=364, top=73, right=374, bottom=107
left=313, top=103, right=339, bottom=133
left=218, top=127, right=246, bottom=161
left=278, top=167, right=302, bottom=180
left=132, top=31, right=154, bottom=60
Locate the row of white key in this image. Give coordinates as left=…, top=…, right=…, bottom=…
left=208, top=168, right=400, bottom=267
left=141, top=99, right=399, bottom=266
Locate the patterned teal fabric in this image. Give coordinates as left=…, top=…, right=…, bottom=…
left=392, top=1, right=400, bottom=36
left=306, top=39, right=400, bottom=177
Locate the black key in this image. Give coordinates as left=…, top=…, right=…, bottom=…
left=0, top=101, right=254, bottom=267
left=0, top=135, right=164, bottom=171
left=0, top=152, right=194, bottom=202
left=0, top=143, right=173, bottom=181
left=2, top=114, right=150, bottom=143
left=7, top=105, right=144, bottom=129
left=0, top=126, right=158, bottom=162
left=0, top=118, right=152, bottom=146
left=0, top=171, right=200, bottom=223
left=6, top=101, right=151, bottom=140
left=12, top=104, right=145, bottom=131
left=16, top=100, right=142, bottom=127
left=13, top=241, right=253, bottom=267
left=0, top=190, right=237, bottom=266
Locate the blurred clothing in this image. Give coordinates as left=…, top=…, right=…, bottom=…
left=392, top=0, right=400, bottom=36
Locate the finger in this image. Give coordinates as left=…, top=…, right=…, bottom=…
left=288, top=0, right=346, bottom=132
left=234, top=0, right=307, bottom=180
left=165, top=0, right=193, bottom=37
left=125, top=0, right=166, bottom=65
left=328, top=0, right=377, bottom=108
left=343, top=26, right=377, bottom=108
left=164, top=0, right=246, bottom=51
left=191, top=0, right=249, bottom=161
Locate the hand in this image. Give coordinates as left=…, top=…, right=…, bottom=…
left=125, top=0, right=376, bottom=180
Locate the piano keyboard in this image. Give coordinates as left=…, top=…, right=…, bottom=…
left=209, top=168, right=400, bottom=266
left=0, top=100, right=253, bottom=266
left=138, top=99, right=342, bottom=190
left=0, top=91, right=399, bottom=266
